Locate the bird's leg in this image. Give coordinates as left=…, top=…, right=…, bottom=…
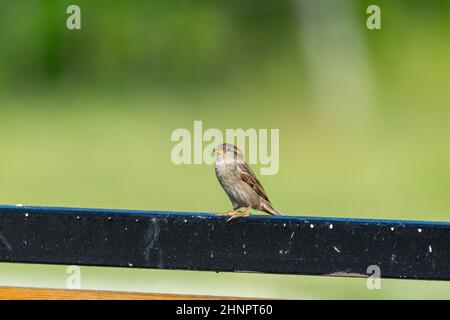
left=226, top=207, right=250, bottom=222
left=216, top=205, right=243, bottom=216
left=216, top=209, right=239, bottom=216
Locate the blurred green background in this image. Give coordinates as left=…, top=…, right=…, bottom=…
left=1, top=0, right=450, bottom=299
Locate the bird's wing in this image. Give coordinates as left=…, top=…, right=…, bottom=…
left=237, top=163, right=271, bottom=203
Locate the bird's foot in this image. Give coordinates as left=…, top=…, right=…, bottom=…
left=216, top=209, right=238, bottom=216
left=226, top=207, right=250, bottom=223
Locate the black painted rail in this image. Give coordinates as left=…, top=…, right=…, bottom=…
left=0, top=205, right=449, bottom=280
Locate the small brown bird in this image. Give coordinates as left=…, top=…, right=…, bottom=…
left=214, top=143, right=281, bottom=220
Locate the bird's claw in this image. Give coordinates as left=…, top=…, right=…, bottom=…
left=216, top=210, right=237, bottom=216
left=224, top=208, right=250, bottom=223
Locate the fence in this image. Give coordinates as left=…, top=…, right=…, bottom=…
left=0, top=205, right=449, bottom=299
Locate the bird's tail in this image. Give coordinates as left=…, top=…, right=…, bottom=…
left=262, top=202, right=282, bottom=216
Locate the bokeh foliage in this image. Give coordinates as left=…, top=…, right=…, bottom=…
left=0, top=0, right=450, bottom=299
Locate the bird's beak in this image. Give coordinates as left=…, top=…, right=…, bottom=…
left=214, top=147, right=224, bottom=155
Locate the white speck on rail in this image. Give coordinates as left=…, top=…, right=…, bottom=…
left=418, top=228, right=422, bottom=233
left=390, top=227, right=395, bottom=231
left=329, top=224, right=333, bottom=229
left=428, top=245, right=432, bottom=253
left=310, top=224, right=314, bottom=229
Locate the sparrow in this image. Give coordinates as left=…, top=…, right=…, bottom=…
left=214, top=143, right=281, bottom=220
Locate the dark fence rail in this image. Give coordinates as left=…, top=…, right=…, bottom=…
left=0, top=205, right=449, bottom=280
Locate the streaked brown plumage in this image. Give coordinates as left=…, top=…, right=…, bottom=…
left=214, top=143, right=281, bottom=219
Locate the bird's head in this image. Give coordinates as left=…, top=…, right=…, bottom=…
left=214, top=143, right=245, bottom=163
